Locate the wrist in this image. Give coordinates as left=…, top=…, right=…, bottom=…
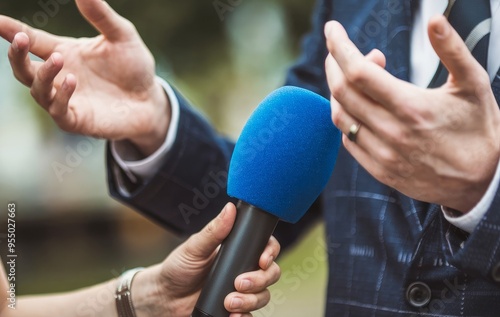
left=451, top=139, right=500, bottom=214
left=131, top=265, right=170, bottom=317
left=129, top=81, right=171, bottom=157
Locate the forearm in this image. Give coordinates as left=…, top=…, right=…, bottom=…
left=1, top=265, right=163, bottom=317
left=1, top=280, right=118, bottom=317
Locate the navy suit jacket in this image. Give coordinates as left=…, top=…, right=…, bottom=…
left=108, top=0, right=500, bottom=315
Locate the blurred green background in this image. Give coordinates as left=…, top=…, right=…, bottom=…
left=0, top=0, right=327, bottom=316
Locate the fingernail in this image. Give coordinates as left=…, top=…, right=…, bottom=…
left=220, top=204, right=228, bottom=219
left=324, top=21, right=334, bottom=37
left=266, top=256, right=274, bottom=269
left=12, top=40, right=19, bottom=53
left=230, top=297, right=243, bottom=309
left=239, top=279, right=252, bottom=291
left=434, top=20, right=449, bottom=37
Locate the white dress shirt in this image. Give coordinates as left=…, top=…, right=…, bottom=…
left=112, top=0, right=500, bottom=233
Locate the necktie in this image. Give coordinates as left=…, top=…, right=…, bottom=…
left=428, top=0, right=492, bottom=88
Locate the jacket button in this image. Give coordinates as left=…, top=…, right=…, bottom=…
left=492, top=262, right=500, bottom=282
left=406, top=282, right=431, bottom=308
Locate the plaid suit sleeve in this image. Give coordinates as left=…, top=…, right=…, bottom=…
left=107, top=90, right=236, bottom=236
left=442, top=188, right=500, bottom=285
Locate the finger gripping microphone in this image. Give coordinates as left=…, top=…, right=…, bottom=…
left=191, top=86, right=342, bottom=317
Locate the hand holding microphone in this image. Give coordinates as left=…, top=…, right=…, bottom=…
left=192, top=86, right=342, bottom=317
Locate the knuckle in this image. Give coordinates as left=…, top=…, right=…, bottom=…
left=380, top=172, right=398, bottom=187
left=9, top=63, right=31, bottom=87
left=250, top=295, right=261, bottom=309
left=383, top=126, right=409, bottom=147
left=240, top=294, right=259, bottom=310
left=260, top=289, right=271, bottom=306
left=330, top=99, right=340, bottom=125
left=331, top=106, right=344, bottom=129
left=48, top=105, right=63, bottom=119
left=29, top=87, right=40, bottom=102
left=410, top=100, right=434, bottom=121
left=271, top=263, right=282, bottom=282
left=47, top=106, right=58, bottom=117
left=414, top=108, right=434, bottom=125
left=325, top=53, right=336, bottom=72
left=397, top=160, right=415, bottom=178
left=7, top=48, right=16, bottom=61
left=445, top=37, right=468, bottom=61
left=397, top=99, right=433, bottom=127
left=122, top=18, right=138, bottom=34
left=377, top=147, right=399, bottom=166
left=475, top=71, right=491, bottom=89
left=243, top=291, right=270, bottom=310
left=254, top=275, right=266, bottom=289
left=371, top=166, right=395, bottom=187
left=269, top=236, right=281, bottom=255
left=205, top=220, right=217, bottom=238
left=346, top=64, right=365, bottom=83
left=38, top=66, right=52, bottom=83
left=13, top=72, right=29, bottom=86
left=60, top=111, right=79, bottom=133
left=370, top=168, right=385, bottom=184
left=325, top=54, right=332, bottom=70
left=330, top=79, right=347, bottom=101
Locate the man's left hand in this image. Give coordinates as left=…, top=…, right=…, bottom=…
left=324, top=16, right=500, bottom=213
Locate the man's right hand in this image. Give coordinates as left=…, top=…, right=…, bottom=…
left=0, top=0, right=171, bottom=156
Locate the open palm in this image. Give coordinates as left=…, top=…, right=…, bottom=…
left=0, top=0, right=169, bottom=155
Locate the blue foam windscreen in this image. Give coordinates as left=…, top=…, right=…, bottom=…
left=227, top=86, right=342, bottom=223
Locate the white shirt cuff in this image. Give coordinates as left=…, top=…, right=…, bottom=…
left=111, top=77, right=180, bottom=183
left=442, top=158, right=500, bottom=233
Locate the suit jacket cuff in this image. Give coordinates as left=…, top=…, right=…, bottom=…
left=443, top=167, right=500, bottom=284
left=106, top=85, right=235, bottom=234
left=110, top=77, right=180, bottom=194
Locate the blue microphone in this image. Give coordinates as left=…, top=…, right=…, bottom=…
left=191, top=86, right=341, bottom=317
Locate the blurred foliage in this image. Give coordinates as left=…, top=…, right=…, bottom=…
left=0, top=0, right=314, bottom=78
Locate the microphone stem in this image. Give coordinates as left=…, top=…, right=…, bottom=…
left=191, top=201, right=280, bottom=317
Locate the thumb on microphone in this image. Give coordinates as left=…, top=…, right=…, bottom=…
left=183, top=203, right=238, bottom=260
left=146, top=203, right=281, bottom=316
left=182, top=203, right=280, bottom=272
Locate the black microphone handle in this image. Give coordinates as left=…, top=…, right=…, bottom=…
left=191, top=201, right=280, bottom=317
